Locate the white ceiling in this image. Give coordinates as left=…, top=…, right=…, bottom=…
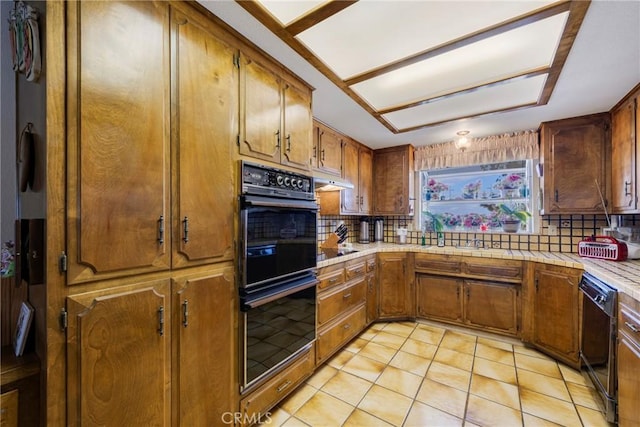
left=200, top=0, right=640, bottom=149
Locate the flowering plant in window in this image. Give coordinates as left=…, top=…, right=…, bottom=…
left=493, top=173, right=524, bottom=190
left=426, top=178, right=449, bottom=193
left=440, top=212, right=462, bottom=228
left=462, top=179, right=482, bottom=198
left=463, top=213, right=485, bottom=228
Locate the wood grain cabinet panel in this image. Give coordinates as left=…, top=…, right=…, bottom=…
left=611, top=86, right=640, bottom=214
left=172, top=7, right=235, bottom=268
left=316, top=306, right=366, bottom=364
left=416, top=274, right=463, bottom=323
left=172, top=266, right=235, bottom=426
left=539, top=113, right=610, bottom=214
left=530, top=264, right=582, bottom=367
left=317, top=277, right=367, bottom=326
left=65, top=1, right=171, bottom=284
left=618, top=294, right=640, bottom=427
left=464, top=280, right=519, bottom=335
left=378, top=253, right=414, bottom=319
left=373, top=145, right=414, bottom=215
left=66, top=282, right=171, bottom=426
left=312, top=120, right=342, bottom=176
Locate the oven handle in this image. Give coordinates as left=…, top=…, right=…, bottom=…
left=241, top=278, right=318, bottom=311
left=241, top=194, right=319, bottom=211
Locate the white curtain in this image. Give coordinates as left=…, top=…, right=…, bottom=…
left=414, top=130, right=539, bottom=170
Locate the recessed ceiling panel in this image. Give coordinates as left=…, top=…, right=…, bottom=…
left=382, top=74, right=548, bottom=130
left=296, top=0, right=557, bottom=79
left=257, top=1, right=326, bottom=26
left=352, top=13, right=567, bottom=110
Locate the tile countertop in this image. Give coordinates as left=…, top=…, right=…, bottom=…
left=317, top=242, right=640, bottom=303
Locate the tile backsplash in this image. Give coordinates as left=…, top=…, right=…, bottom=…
left=318, top=214, right=640, bottom=252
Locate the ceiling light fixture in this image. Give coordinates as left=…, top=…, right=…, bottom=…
left=455, top=130, right=471, bottom=151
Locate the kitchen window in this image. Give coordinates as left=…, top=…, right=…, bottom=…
left=419, top=160, right=535, bottom=234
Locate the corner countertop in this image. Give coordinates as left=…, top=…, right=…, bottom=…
left=317, top=242, right=640, bottom=303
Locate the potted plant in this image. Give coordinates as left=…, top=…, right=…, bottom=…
left=497, top=203, right=531, bottom=233
left=423, top=211, right=444, bottom=232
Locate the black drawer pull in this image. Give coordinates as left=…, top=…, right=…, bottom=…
left=625, top=321, right=639, bottom=333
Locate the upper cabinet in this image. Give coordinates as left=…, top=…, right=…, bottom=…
left=65, top=1, right=172, bottom=284
left=539, top=113, right=610, bottom=215
left=239, top=53, right=313, bottom=171
left=373, top=145, right=415, bottom=215
left=611, top=85, right=640, bottom=213
left=312, top=120, right=342, bottom=177
left=65, top=2, right=236, bottom=284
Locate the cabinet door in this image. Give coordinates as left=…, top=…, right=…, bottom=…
left=341, top=140, right=361, bottom=213
left=611, top=98, right=637, bottom=212
left=373, top=145, right=414, bottom=215
left=314, top=122, right=342, bottom=176
left=172, top=9, right=235, bottom=268
left=173, top=267, right=236, bottom=426
left=66, top=282, right=171, bottom=426
left=532, top=266, right=581, bottom=366
left=359, top=148, right=373, bottom=214
left=378, top=253, right=413, bottom=319
left=282, top=83, right=312, bottom=170
left=465, top=280, right=519, bottom=335
left=541, top=114, right=609, bottom=214
left=416, top=274, right=463, bottom=323
left=66, top=1, right=171, bottom=284
left=618, top=331, right=640, bottom=427
left=239, top=54, right=282, bottom=163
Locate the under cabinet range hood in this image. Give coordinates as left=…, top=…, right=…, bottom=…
left=314, top=176, right=354, bottom=192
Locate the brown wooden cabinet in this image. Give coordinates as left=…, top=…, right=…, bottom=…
left=464, top=280, right=519, bottom=335
left=617, top=293, right=640, bottom=427
left=528, top=263, right=582, bottom=367
left=318, top=138, right=372, bottom=215
left=365, top=256, right=378, bottom=325
left=316, top=259, right=369, bottom=364
left=171, top=7, right=236, bottom=268
left=172, top=266, right=236, bottom=426
left=312, top=120, right=342, bottom=176
left=65, top=1, right=171, bottom=284
left=378, top=252, right=414, bottom=320
left=611, top=85, right=640, bottom=213
left=66, top=282, right=172, bottom=426
left=416, top=274, right=463, bottom=323
left=373, top=145, right=415, bottom=215
left=539, top=113, right=610, bottom=214
left=239, top=53, right=312, bottom=171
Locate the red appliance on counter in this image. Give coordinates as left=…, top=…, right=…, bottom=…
left=578, top=236, right=628, bottom=261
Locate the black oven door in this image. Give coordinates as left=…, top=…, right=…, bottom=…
left=240, top=195, right=318, bottom=289
left=240, top=273, right=317, bottom=391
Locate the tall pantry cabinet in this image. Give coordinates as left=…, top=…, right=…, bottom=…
left=59, top=2, right=236, bottom=425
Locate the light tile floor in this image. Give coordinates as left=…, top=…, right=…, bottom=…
left=264, top=321, right=613, bottom=427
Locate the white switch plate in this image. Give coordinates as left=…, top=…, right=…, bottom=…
left=547, top=225, right=558, bottom=236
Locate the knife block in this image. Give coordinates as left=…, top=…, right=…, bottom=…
left=320, top=233, right=339, bottom=249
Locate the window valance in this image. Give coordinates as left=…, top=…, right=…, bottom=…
left=414, top=130, right=539, bottom=170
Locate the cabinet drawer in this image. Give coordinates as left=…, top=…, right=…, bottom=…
left=620, top=303, right=640, bottom=347
left=317, top=277, right=367, bottom=325
left=463, top=258, right=522, bottom=282
left=415, top=253, right=462, bottom=274
left=316, top=305, right=366, bottom=364
left=240, top=346, right=314, bottom=425
left=345, top=261, right=366, bottom=281
left=318, top=268, right=345, bottom=291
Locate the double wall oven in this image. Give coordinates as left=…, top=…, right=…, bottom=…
left=238, top=161, right=318, bottom=391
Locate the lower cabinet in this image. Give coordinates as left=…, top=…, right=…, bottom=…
left=618, top=293, right=640, bottom=427
left=416, top=275, right=520, bottom=336
left=316, top=258, right=370, bottom=365
left=172, top=266, right=236, bottom=426
left=66, top=266, right=237, bottom=427
left=239, top=346, right=315, bottom=426
left=528, top=263, right=582, bottom=367
left=66, top=280, right=172, bottom=426
left=378, top=252, right=414, bottom=320
left=365, top=257, right=378, bottom=325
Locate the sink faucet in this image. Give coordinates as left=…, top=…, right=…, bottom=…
left=466, top=239, right=483, bottom=248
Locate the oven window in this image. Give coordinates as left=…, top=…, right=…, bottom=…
left=245, top=207, right=317, bottom=286
left=244, top=285, right=316, bottom=386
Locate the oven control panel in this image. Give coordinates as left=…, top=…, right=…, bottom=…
left=241, top=161, right=314, bottom=200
